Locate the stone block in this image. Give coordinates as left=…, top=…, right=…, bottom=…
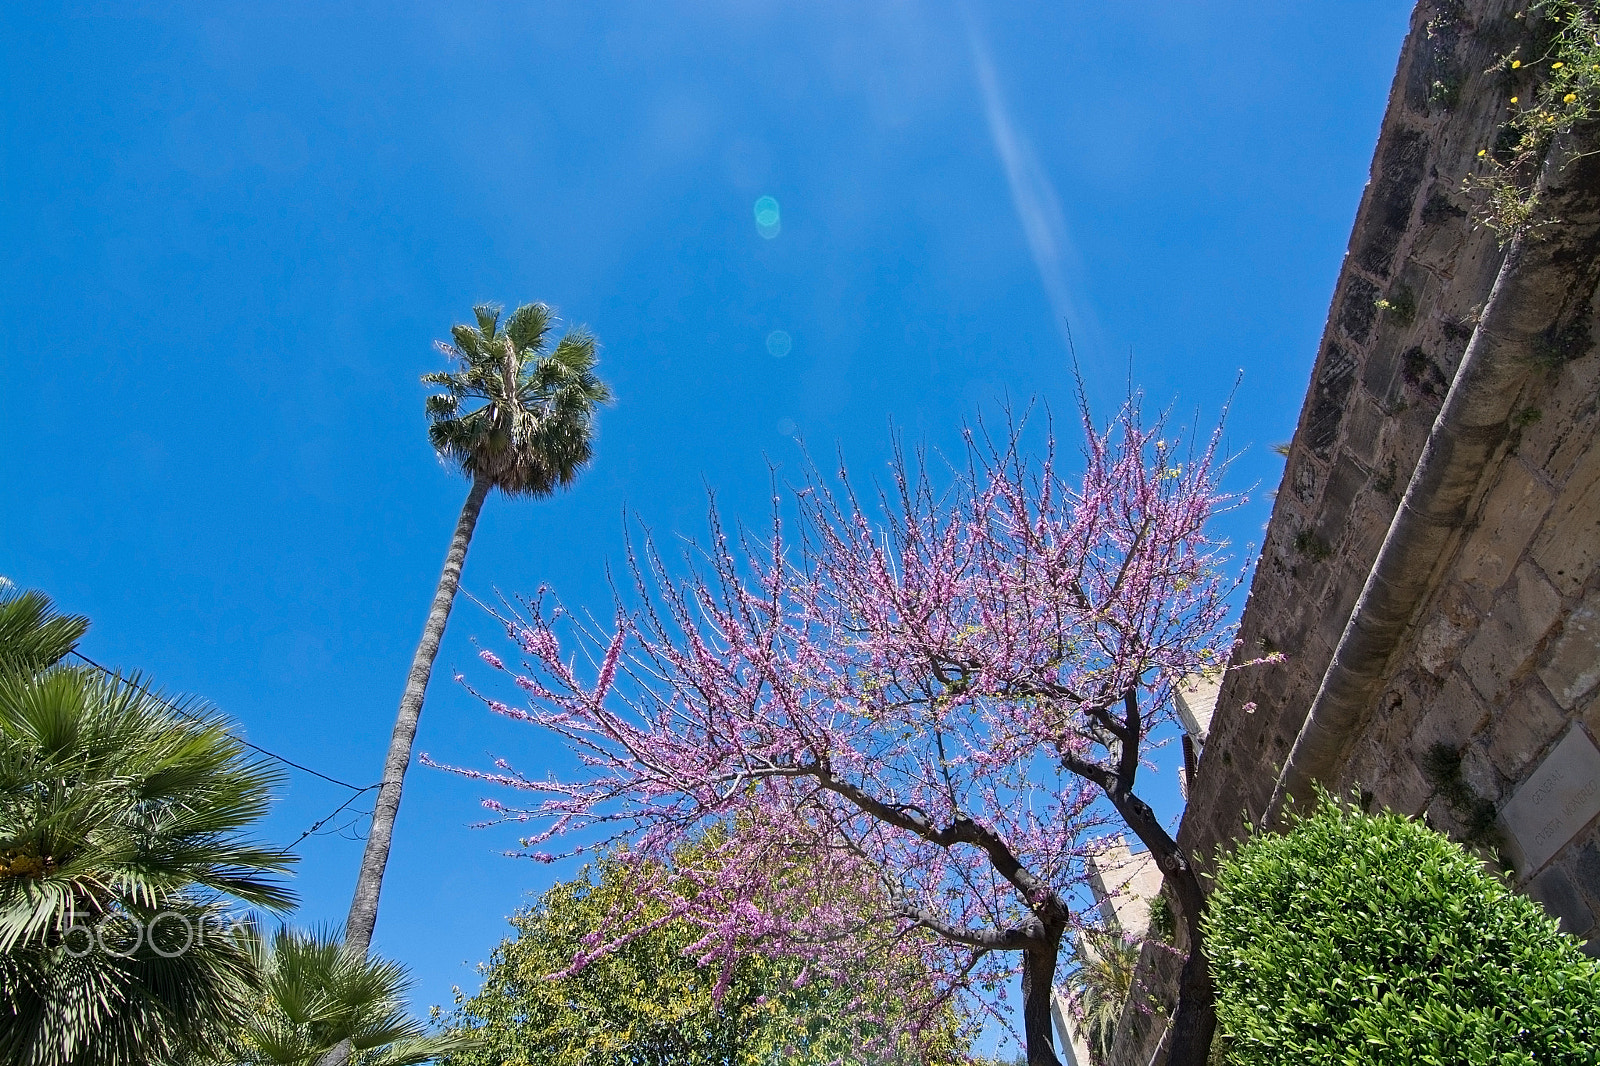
left=1531, top=439, right=1600, bottom=597
left=1526, top=864, right=1596, bottom=937
left=1500, top=726, right=1600, bottom=876
left=1484, top=684, right=1571, bottom=783
left=1413, top=584, right=1482, bottom=679
left=1516, top=344, right=1600, bottom=486
left=1315, top=454, right=1372, bottom=550
left=1305, top=342, right=1360, bottom=459
left=1354, top=127, right=1428, bottom=278
left=1458, top=465, right=1554, bottom=602
left=1425, top=795, right=1464, bottom=840
left=1572, top=840, right=1600, bottom=905
left=1460, top=744, right=1508, bottom=805
left=1381, top=406, right=1434, bottom=489
left=1408, top=190, right=1469, bottom=275
left=1341, top=735, right=1390, bottom=797
left=1412, top=674, right=1490, bottom=758
left=1343, top=488, right=1399, bottom=564
left=1538, top=591, right=1600, bottom=711
left=1289, top=455, right=1325, bottom=507
left=1338, top=274, right=1380, bottom=345
left=1381, top=756, right=1434, bottom=817
left=1458, top=563, right=1564, bottom=704
left=1343, top=402, right=1390, bottom=471
left=1369, top=683, right=1423, bottom=752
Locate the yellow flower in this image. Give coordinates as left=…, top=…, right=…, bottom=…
left=1511, top=59, right=1522, bottom=69
left=1477, top=148, right=1487, bottom=157
left=1552, top=61, right=1564, bottom=70
left=1564, top=93, right=1578, bottom=104
left=1510, top=96, right=1519, bottom=103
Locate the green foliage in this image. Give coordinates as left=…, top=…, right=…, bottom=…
left=1205, top=794, right=1600, bottom=1065
left=1291, top=530, right=1332, bottom=562
left=423, top=302, right=613, bottom=498
left=218, top=927, right=480, bottom=1066
left=0, top=586, right=296, bottom=1066
left=1064, top=930, right=1140, bottom=1066
left=1373, top=286, right=1417, bottom=324
left=1146, top=892, right=1176, bottom=945
left=1468, top=0, right=1600, bottom=240
left=0, top=580, right=88, bottom=677
left=437, top=854, right=965, bottom=1066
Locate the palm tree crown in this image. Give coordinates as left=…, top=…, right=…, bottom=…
left=226, top=927, right=479, bottom=1066
left=422, top=303, right=611, bottom=496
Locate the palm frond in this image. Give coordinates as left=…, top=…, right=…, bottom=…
left=503, top=302, right=552, bottom=354
left=1064, top=929, right=1140, bottom=1066
left=470, top=304, right=501, bottom=338
left=0, top=586, right=88, bottom=678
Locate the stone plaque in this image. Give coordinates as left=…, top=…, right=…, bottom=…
left=1501, top=726, right=1600, bottom=875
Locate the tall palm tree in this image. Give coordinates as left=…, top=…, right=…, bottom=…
left=0, top=585, right=297, bottom=1066
left=342, top=303, right=610, bottom=959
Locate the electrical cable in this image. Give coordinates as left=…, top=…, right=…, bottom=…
left=65, top=649, right=386, bottom=855
left=69, top=649, right=373, bottom=793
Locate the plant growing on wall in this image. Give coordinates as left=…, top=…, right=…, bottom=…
left=1468, top=0, right=1600, bottom=239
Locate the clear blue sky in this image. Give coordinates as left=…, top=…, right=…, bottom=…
left=3, top=0, right=1413, bottom=1040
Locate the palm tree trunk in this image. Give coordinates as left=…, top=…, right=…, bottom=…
left=343, top=475, right=492, bottom=958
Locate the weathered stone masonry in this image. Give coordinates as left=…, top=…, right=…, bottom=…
left=1111, top=1, right=1600, bottom=1061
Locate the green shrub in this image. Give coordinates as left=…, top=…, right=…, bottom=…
left=1204, top=795, right=1600, bottom=1065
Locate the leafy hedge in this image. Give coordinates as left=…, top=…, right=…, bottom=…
left=1204, top=796, right=1599, bottom=1065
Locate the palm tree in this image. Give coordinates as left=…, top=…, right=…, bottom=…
left=221, top=927, right=479, bottom=1066
left=341, top=303, right=610, bottom=959
left=1064, top=930, right=1140, bottom=1066
left=0, top=586, right=297, bottom=1066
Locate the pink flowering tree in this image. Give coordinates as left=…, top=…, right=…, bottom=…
left=430, top=402, right=1242, bottom=1066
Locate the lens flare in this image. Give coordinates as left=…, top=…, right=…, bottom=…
left=754, top=195, right=781, bottom=239
left=766, top=330, right=792, bottom=358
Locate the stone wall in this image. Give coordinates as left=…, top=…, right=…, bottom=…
left=1111, top=1, right=1600, bottom=1061
left=1182, top=0, right=1600, bottom=902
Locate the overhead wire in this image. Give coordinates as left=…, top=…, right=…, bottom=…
left=69, top=649, right=372, bottom=792
left=283, top=787, right=376, bottom=853
left=66, top=649, right=381, bottom=853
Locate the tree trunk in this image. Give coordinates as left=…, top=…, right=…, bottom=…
left=1164, top=885, right=1216, bottom=1066
left=1103, top=788, right=1216, bottom=1066
left=1021, top=939, right=1064, bottom=1066
left=343, top=475, right=492, bottom=957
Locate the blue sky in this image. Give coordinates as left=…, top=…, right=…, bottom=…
left=3, top=0, right=1413, bottom=1043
